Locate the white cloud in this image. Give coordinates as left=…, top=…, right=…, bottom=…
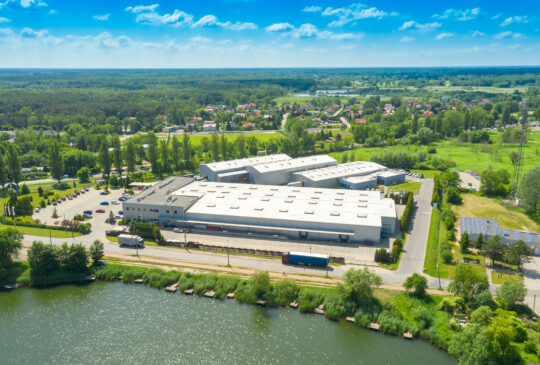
left=472, top=30, right=485, bottom=37
left=495, top=31, right=523, bottom=39
left=265, top=23, right=294, bottom=32
left=20, top=27, right=48, bottom=38
left=399, top=21, right=441, bottom=32
left=435, top=32, right=454, bottom=40
left=48, top=9, right=57, bottom=15
left=93, top=14, right=110, bottom=21
left=400, top=36, right=415, bottom=42
left=321, top=4, right=387, bottom=27
left=0, top=17, right=10, bottom=23
left=432, top=8, right=479, bottom=21
left=303, top=5, right=321, bottom=13
left=135, top=10, right=193, bottom=27
left=0, top=27, right=13, bottom=36
left=501, top=16, right=528, bottom=27
left=0, top=0, right=46, bottom=8
left=192, top=15, right=257, bottom=30
left=491, top=14, right=501, bottom=19
left=125, top=4, right=159, bottom=13
left=290, top=23, right=318, bottom=38
left=96, top=32, right=131, bottom=48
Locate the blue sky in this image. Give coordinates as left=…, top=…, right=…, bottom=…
left=0, top=0, right=538, bottom=67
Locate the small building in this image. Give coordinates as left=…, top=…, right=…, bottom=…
left=199, top=154, right=291, bottom=183
left=292, top=161, right=387, bottom=188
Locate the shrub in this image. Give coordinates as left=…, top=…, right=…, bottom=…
left=193, top=275, right=217, bottom=296
left=438, top=296, right=465, bottom=315
left=214, top=276, right=240, bottom=299
left=142, top=268, right=180, bottom=288
left=441, top=249, right=453, bottom=264
left=121, top=266, right=147, bottom=283
left=269, top=279, right=299, bottom=306
left=235, top=281, right=257, bottom=304
left=374, top=248, right=390, bottom=263
left=323, top=293, right=347, bottom=320
left=298, top=289, right=325, bottom=313
left=178, top=272, right=195, bottom=292
left=94, top=265, right=123, bottom=281
left=524, top=340, right=537, bottom=354
left=250, top=271, right=271, bottom=299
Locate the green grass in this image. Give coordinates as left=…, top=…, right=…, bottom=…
left=329, top=131, right=540, bottom=177
left=410, top=169, right=441, bottom=179
left=274, top=95, right=356, bottom=105
left=453, top=193, right=539, bottom=232
left=156, top=131, right=287, bottom=146
left=424, top=85, right=529, bottom=94
left=386, top=181, right=421, bottom=195
left=106, top=236, right=156, bottom=246
left=491, top=271, right=523, bottom=285
left=0, top=223, right=81, bottom=238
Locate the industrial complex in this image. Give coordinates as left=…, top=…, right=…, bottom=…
left=200, top=153, right=405, bottom=189
left=122, top=176, right=398, bottom=244
left=459, top=217, right=540, bottom=256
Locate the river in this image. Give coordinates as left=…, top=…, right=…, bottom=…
left=0, top=282, right=454, bottom=364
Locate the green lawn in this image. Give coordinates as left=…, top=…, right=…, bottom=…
left=0, top=223, right=81, bottom=238
left=409, top=169, right=440, bottom=179
left=156, top=131, right=287, bottom=146
left=385, top=181, right=421, bottom=195
left=491, top=271, right=522, bottom=285
left=424, top=85, right=529, bottom=94
left=330, top=131, right=540, bottom=177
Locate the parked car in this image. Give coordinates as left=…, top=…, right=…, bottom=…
left=68, top=195, right=73, bottom=200
left=118, top=210, right=123, bottom=215
left=111, top=200, right=119, bottom=205
left=100, top=201, right=109, bottom=206
left=83, top=213, right=92, bottom=219
left=114, top=215, right=122, bottom=219
left=72, top=193, right=77, bottom=198
left=84, top=187, right=90, bottom=192
left=61, top=196, right=66, bottom=201
left=118, top=197, right=127, bottom=201
left=83, top=210, right=92, bottom=215
left=75, top=191, right=81, bottom=196
left=53, top=201, right=57, bottom=206
left=100, top=191, right=109, bottom=196
left=34, top=208, right=40, bottom=213
left=57, top=199, right=62, bottom=204
left=95, top=209, right=105, bottom=213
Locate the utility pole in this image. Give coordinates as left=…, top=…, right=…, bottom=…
left=510, top=102, right=528, bottom=203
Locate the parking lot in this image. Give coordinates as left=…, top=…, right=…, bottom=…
left=33, top=188, right=127, bottom=234
left=458, top=171, right=481, bottom=191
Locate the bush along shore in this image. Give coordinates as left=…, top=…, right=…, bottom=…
left=92, top=263, right=540, bottom=365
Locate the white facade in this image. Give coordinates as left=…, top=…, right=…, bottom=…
left=199, top=154, right=291, bottom=182
left=246, top=155, right=338, bottom=185
left=123, top=176, right=398, bottom=243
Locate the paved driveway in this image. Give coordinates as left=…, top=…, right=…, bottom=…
left=523, top=256, right=540, bottom=315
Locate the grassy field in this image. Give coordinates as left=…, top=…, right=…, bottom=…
left=273, top=95, right=356, bottom=105
left=424, top=85, right=530, bottom=94
left=385, top=181, right=421, bottom=194
left=0, top=223, right=81, bottom=238
left=491, top=271, right=522, bottom=285
left=331, top=131, right=540, bottom=176
left=453, top=193, right=539, bottom=232
left=156, top=131, right=287, bottom=146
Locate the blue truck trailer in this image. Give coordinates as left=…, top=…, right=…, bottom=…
left=282, top=251, right=329, bottom=267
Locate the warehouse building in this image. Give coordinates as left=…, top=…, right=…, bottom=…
left=199, top=154, right=291, bottom=183
left=459, top=217, right=540, bottom=256
left=246, top=155, right=338, bottom=185
left=123, top=176, right=397, bottom=244
left=292, top=161, right=405, bottom=189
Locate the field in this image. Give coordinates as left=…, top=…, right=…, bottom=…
left=330, top=131, right=540, bottom=176
left=491, top=271, right=522, bottom=285
left=424, top=85, right=530, bottom=94
left=385, top=181, right=421, bottom=194
left=0, top=223, right=81, bottom=238
left=453, top=193, right=539, bottom=232
left=156, top=131, right=287, bottom=146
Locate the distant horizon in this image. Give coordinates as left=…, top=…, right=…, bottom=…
left=0, top=1, right=538, bottom=68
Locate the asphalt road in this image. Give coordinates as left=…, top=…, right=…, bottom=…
left=396, top=179, right=434, bottom=279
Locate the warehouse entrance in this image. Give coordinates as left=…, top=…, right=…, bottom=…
left=299, top=231, right=308, bottom=240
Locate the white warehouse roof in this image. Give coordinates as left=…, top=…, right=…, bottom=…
left=248, top=155, right=337, bottom=174
left=201, top=154, right=291, bottom=173
left=294, top=161, right=387, bottom=182
left=173, top=181, right=395, bottom=228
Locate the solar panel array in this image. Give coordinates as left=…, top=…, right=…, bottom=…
left=526, top=232, right=533, bottom=243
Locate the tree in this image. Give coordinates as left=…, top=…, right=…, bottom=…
left=251, top=271, right=271, bottom=299
left=98, top=139, right=112, bottom=179
left=89, top=240, right=104, bottom=266
left=507, top=240, right=532, bottom=270
left=211, top=133, right=220, bottom=161
left=470, top=306, right=493, bottom=326
left=220, top=134, right=228, bottom=160
left=20, top=184, right=30, bottom=195
left=496, top=277, right=526, bottom=306
left=0, top=228, right=23, bottom=267
left=159, top=140, right=169, bottom=173
left=48, top=139, right=64, bottom=183
left=449, top=264, right=489, bottom=302
left=77, top=167, right=90, bottom=183
left=182, top=132, right=191, bottom=167
left=64, top=244, right=88, bottom=273
left=446, top=186, right=462, bottom=204
left=459, top=232, right=470, bottom=253
left=236, top=133, right=247, bottom=158
left=27, top=241, right=59, bottom=276
left=480, top=167, right=510, bottom=196
left=449, top=324, right=492, bottom=365
left=484, top=235, right=505, bottom=266
left=171, top=136, right=181, bottom=171
left=147, top=132, right=159, bottom=174
left=474, top=233, right=484, bottom=249
left=339, top=268, right=382, bottom=306
left=125, top=138, right=136, bottom=173
left=6, top=144, right=21, bottom=183
left=52, top=207, right=58, bottom=219
left=112, top=135, right=122, bottom=173
left=0, top=153, right=6, bottom=188
left=403, top=273, right=428, bottom=297
left=518, top=165, right=540, bottom=214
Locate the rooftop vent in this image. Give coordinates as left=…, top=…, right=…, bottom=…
left=304, top=209, right=314, bottom=214
left=261, top=198, right=270, bottom=201
left=285, top=200, right=293, bottom=203
left=254, top=207, right=263, bottom=211
left=217, top=195, right=225, bottom=199
left=330, top=211, right=340, bottom=216
left=333, top=202, right=342, bottom=206
left=238, top=196, right=247, bottom=200
left=357, top=213, right=367, bottom=218
left=279, top=209, right=288, bottom=213
left=309, top=201, right=318, bottom=205
left=230, top=205, right=239, bottom=209
left=207, top=203, right=216, bottom=208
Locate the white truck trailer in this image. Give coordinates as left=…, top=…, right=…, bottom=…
left=118, top=234, right=144, bottom=248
